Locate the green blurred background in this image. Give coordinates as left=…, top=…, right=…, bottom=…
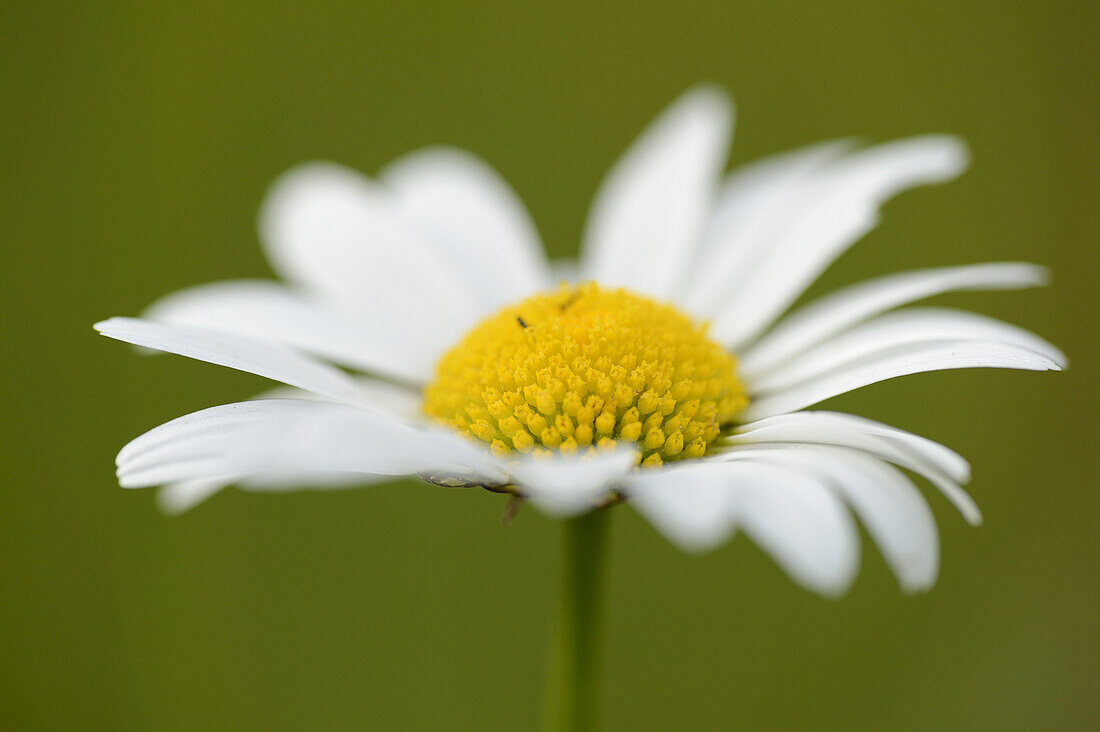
left=3, top=1, right=1097, bottom=729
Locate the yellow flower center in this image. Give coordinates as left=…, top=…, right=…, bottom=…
left=423, top=283, right=748, bottom=467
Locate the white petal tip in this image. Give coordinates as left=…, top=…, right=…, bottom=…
left=156, top=481, right=227, bottom=514
left=681, top=83, right=733, bottom=112
left=93, top=318, right=118, bottom=334
left=524, top=499, right=600, bottom=519
left=646, top=518, right=732, bottom=554
left=258, top=161, right=363, bottom=237
left=899, top=580, right=936, bottom=595
left=95, top=316, right=142, bottom=340
left=657, top=84, right=734, bottom=144
left=977, top=262, right=1051, bottom=288
left=1037, top=355, right=1064, bottom=371
left=665, top=535, right=727, bottom=555
left=509, top=448, right=638, bottom=517
left=812, top=578, right=856, bottom=600
left=942, top=136, right=971, bottom=170
left=894, top=559, right=939, bottom=594
left=266, top=160, right=350, bottom=189
left=911, top=134, right=971, bottom=177
left=155, top=492, right=201, bottom=515
left=1024, top=264, right=1053, bottom=287
left=117, top=462, right=157, bottom=488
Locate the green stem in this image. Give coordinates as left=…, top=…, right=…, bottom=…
left=545, top=508, right=610, bottom=732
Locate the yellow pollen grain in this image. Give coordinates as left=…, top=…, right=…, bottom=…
left=422, top=283, right=748, bottom=466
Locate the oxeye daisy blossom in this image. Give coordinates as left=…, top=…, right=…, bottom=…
left=97, top=85, right=1064, bottom=602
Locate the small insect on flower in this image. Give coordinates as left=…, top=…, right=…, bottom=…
left=96, top=85, right=1063, bottom=596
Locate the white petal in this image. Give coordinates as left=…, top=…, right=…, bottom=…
left=236, top=470, right=383, bottom=492
left=153, top=379, right=422, bottom=513
left=742, top=340, right=1060, bottom=421
left=95, top=317, right=369, bottom=405
left=117, top=399, right=304, bottom=476
left=626, top=463, right=736, bottom=552
left=738, top=446, right=939, bottom=592
left=683, top=138, right=853, bottom=316
left=729, top=462, right=860, bottom=597
left=814, top=452, right=939, bottom=593
left=157, top=479, right=228, bottom=514
left=158, top=470, right=385, bottom=514
left=258, top=162, right=482, bottom=353
left=379, top=147, right=551, bottom=308
left=729, top=412, right=980, bottom=524
left=747, top=307, right=1067, bottom=393
left=734, top=410, right=969, bottom=482
left=144, top=280, right=438, bottom=383
left=232, top=380, right=424, bottom=423
left=504, top=448, right=639, bottom=517
left=580, top=86, right=732, bottom=300
left=741, top=262, right=1051, bottom=377
left=625, top=460, right=859, bottom=596
left=348, top=379, right=424, bottom=422
left=710, top=136, right=970, bottom=348
left=117, top=399, right=505, bottom=489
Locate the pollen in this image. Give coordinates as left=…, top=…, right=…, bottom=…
left=423, top=283, right=749, bottom=466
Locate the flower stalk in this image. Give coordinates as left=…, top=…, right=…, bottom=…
left=545, top=508, right=610, bottom=732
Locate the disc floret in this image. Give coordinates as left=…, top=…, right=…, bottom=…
left=423, top=283, right=747, bottom=466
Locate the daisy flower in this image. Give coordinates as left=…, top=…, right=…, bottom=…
left=98, top=85, right=1063, bottom=600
